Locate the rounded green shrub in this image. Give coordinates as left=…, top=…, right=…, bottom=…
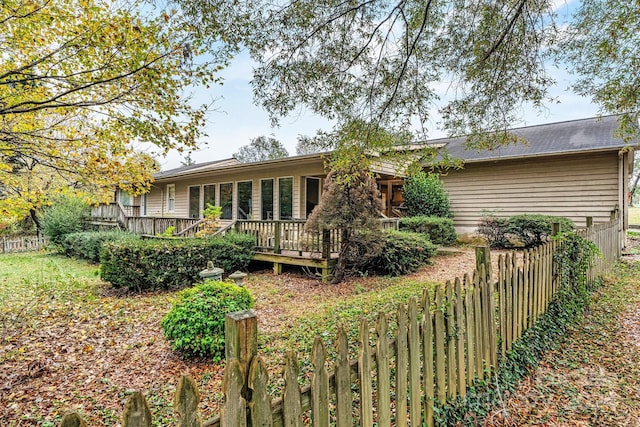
left=161, top=280, right=254, bottom=359
left=367, top=230, right=436, bottom=276
left=398, top=216, right=457, bottom=245
left=402, top=171, right=453, bottom=218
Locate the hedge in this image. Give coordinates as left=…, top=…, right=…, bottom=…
left=100, top=232, right=255, bottom=291
left=399, top=216, right=457, bottom=246
left=61, top=230, right=139, bottom=263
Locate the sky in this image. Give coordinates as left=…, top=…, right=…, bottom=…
left=158, top=0, right=598, bottom=171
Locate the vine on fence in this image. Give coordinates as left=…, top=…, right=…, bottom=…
left=435, top=231, right=600, bottom=426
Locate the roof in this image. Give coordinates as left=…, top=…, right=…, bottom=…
left=154, top=157, right=241, bottom=179
left=154, top=152, right=334, bottom=181
left=440, top=115, right=635, bottom=163
left=155, top=115, right=636, bottom=181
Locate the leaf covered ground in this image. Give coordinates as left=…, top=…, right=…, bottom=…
left=2, top=242, right=639, bottom=426
left=484, top=253, right=640, bottom=426
left=0, top=249, right=478, bottom=426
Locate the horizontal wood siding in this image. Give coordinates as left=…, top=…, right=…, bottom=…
left=146, top=162, right=327, bottom=219
left=442, top=152, right=620, bottom=233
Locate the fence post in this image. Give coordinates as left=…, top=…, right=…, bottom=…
left=552, top=222, right=561, bottom=236
left=475, top=246, right=491, bottom=281
left=225, top=310, right=258, bottom=403
left=610, top=208, right=619, bottom=221
left=586, top=217, right=593, bottom=228
left=2, top=237, right=5, bottom=254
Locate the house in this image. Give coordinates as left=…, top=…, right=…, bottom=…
left=436, top=115, right=636, bottom=235
left=112, top=115, right=635, bottom=239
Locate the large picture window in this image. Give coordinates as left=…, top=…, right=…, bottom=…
left=167, top=184, right=175, bottom=212
left=203, top=184, right=216, bottom=209
left=279, top=177, right=293, bottom=220
left=220, top=183, right=233, bottom=219
left=261, top=179, right=274, bottom=220
left=237, top=181, right=253, bottom=219
left=188, top=186, right=200, bottom=218
left=306, top=177, right=321, bottom=217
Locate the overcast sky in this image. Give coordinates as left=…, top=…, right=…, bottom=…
left=158, top=0, right=598, bottom=171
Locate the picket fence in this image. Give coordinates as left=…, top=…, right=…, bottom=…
left=58, top=218, right=622, bottom=427
left=1, top=235, right=48, bottom=253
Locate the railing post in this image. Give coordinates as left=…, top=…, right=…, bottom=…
left=274, top=221, right=281, bottom=254
left=475, top=246, right=491, bottom=281
left=225, top=310, right=257, bottom=404
left=321, top=229, right=331, bottom=260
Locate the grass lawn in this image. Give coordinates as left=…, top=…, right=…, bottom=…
left=629, top=206, right=640, bottom=225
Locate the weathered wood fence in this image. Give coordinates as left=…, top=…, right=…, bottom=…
left=1, top=235, right=48, bottom=253
left=59, top=218, right=622, bottom=426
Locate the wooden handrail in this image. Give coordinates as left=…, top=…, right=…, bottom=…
left=212, top=221, right=236, bottom=237
left=174, top=218, right=206, bottom=236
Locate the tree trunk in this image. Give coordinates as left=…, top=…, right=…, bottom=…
left=30, top=208, right=43, bottom=238
left=330, top=229, right=351, bottom=284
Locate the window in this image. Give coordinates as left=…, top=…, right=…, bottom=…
left=220, top=182, right=233, bottom=219
left=279, top=177, right=293, bottom=220
left=261, top=179, right=274, bottom=220
left=141, top=194, right=147, bottom=216
left=188, top=185, right=201, bottom=218
left=306, top=177, right=321, bottom=217
left=237, top=181, right=253, bottom=219
left=167, top=184, right=175, bottom=212
left=119, top=191, right=132, bottom=206
left=203, top=184, right=216, bottom=209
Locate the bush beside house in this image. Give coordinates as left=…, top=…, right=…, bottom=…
left=398, top=216, right=457, bottom=246
left=478, top=214, right=574, bottom=248
left=100, top=232, right=255, bottom=291
left=365, top=230, right=437, bottom=276
left=402, top=171, right=453, bottom=218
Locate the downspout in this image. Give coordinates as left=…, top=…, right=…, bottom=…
left=618, top=150, right=627, bottom=248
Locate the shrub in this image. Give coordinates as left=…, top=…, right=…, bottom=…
left=399, top=216, right=457, bottom=246
left=507, top=214, right=574, bottom=247
left=478, top=214, right=574, bottom=248
left=366, top=230, right=436, bottom=276
left=477, top=215, right=511, bottom=248
left=402, top=172, right=453, bottom=218
left=161, top=280, right=254, bottom=358
left=100, top=232, right=255, bottom=291
left=42, top=194, right=90, bottom=245
left=61, top=230, right=139, bottom=263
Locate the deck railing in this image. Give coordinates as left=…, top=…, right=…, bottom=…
left=90, top=204, right=400, bottom=250
left=234, top=220, right=340, bottom=256
left=89, top=204, right=200, bottom=236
